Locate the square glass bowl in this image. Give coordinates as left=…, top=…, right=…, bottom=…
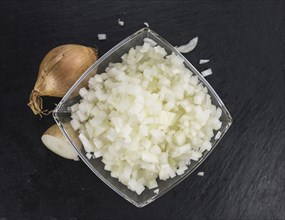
left=53, top=28, right=232, bottom=207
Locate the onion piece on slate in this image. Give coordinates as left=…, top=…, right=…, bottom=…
left=175, top=37, right=198, bottom=53
left=144, top=22, right=149, bottom=27
left=98, top=34, right=107, bottom=40
left=199, top=59, right=210, bottom=64
left=201, top=68, right=212, bottom=77
left=197, top=172, right=204, bottom=176
left=118, top=19, right=124, bottom=26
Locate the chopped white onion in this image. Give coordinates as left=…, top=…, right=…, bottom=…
left=78, top=134, right=93, bottom=153
left=70, top=119, right=81, bottom=131
left=118, top=19, right=124, bottom=26
left=143, top=38, right=157, bottom=46
left=175, top=37, right=198, bottom=53
left=201, top=68, right=213, bottom=77
left=215, top=131, right=222, bottom=140
left=197, top=172, right=204, bottom=176
left=199, top=59, right=210, bottom=64
left=72, top=39, right=222, bottom=195
left=144, top=22, right=149, bottom=27
left=86, top=152, right=92, bottom=159
left=98, top=34, right=107, bottom=40
left=153, top=189, right=159, bottom=194
left=147, top=179, right=158, bottom=189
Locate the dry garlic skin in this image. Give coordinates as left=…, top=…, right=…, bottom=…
left=70, top=38, right=222, bottom=195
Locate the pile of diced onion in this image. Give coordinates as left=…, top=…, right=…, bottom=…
left=70, top=38, right=222, bottom=195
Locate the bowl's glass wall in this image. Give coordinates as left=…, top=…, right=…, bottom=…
left=53, top=28, right=232, bottom=207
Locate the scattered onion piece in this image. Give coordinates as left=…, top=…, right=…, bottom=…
left=144, top=22, right=149, bottom=27
left=118, top=19, right=124, bottom=26
left=201, top=68, right=212, bottom=77
left=98, top=34, right=107, bottom=40
left=41, top=123, right=81, bottom=161
left=199, top=59, right=210, bottom=64
left=197, top=172, right=204, bottom=176
left=175, top=37, right=198, bottom=53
